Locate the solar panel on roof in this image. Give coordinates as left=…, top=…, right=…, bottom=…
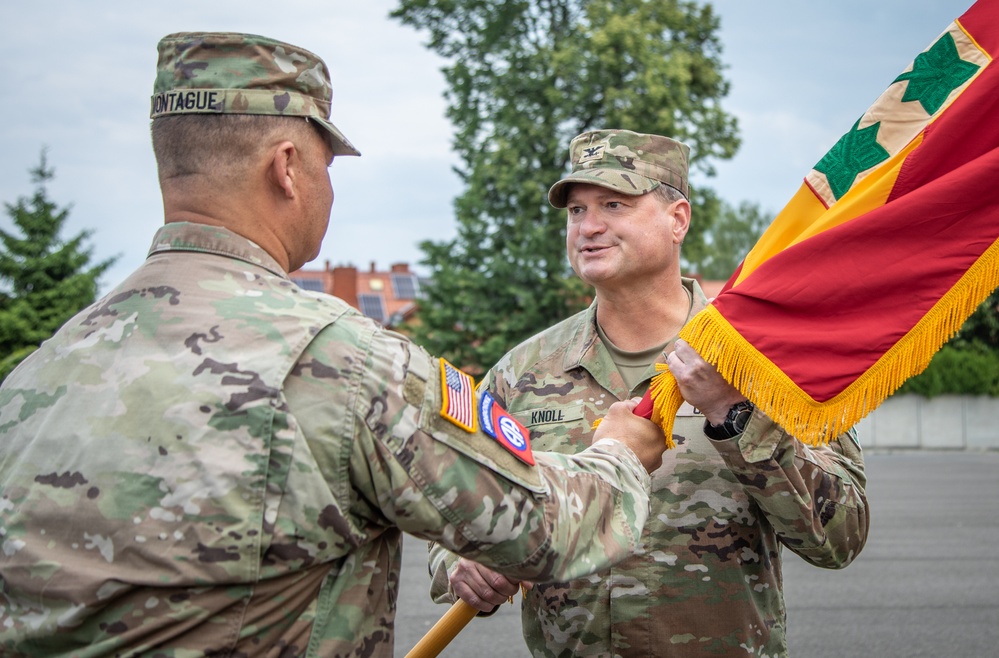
left=358, top=293, right=386, bottom=323
left=391, top=274, right=421, bottom=300
left=292, top=278, right=325, bottom=293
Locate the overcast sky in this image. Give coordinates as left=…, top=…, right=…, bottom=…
left=0, top=0, right=974, bottom=291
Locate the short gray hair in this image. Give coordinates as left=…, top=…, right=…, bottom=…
left=151, top=114, right=318, bottom=181
left=651, top=183, right=686, bottom=206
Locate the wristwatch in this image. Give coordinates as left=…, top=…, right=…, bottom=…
left=703, top=400, right=754, bottom=441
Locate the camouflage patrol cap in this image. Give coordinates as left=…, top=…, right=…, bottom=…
left=151, top=32, right=360, bottom=156
left=548, top=129, right=689, bottom=208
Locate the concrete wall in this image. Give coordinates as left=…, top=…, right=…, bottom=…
left=857, top=394, right=999, bottom=450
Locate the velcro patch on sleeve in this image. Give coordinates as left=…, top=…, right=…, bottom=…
left=479, top=391, right=535, bottom=466
left=439, top=358, right=478, bottom=432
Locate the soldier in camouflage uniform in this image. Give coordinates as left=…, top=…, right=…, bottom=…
left=0, top=36, right=669, bottom=657
left=430, top=129, right=870, bottom=657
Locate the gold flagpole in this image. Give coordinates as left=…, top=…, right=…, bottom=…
left=404, top=599, right=479, bottom=658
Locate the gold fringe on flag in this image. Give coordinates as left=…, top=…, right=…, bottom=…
left=648, top=235, right=999, bottom=447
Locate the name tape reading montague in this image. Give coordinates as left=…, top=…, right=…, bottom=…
left=152, top=90, right=225, bottom=115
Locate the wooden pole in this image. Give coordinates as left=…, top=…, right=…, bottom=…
left=403, top=599, right=479, bottom=658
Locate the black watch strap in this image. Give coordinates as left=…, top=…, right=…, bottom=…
left=703, top=400, right=754, bottom=441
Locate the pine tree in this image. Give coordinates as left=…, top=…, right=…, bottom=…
left=0, top=152, right=117, bottom=381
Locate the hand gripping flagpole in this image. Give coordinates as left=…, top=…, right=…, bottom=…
left=592, top=365, right=683, bottom=450
left=403, top=599, right=479, bottom=658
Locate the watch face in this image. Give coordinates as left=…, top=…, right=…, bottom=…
left=704, top=401, right=754, bottom=441
left=732, top=405, right=752, bottom=433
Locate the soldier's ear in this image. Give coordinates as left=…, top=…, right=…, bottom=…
left=670, top=198, right=691, bottom=245
left=267, top=141, right=299, bottom=200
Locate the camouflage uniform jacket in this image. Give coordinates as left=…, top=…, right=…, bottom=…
left=431, top=278, right=869, bottom=657
left=0, top=222, right=653, bottom=657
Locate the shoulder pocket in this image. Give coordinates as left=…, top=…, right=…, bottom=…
left=425, top=412, right=548, bottom=495
left=417, top=356, right=548, bottom=496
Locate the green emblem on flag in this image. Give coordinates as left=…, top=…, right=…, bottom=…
left=894, top=32, right=980, bottom=116
left=813, top=120, right=891, bottom=201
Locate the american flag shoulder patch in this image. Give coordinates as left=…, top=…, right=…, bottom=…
left=439, top=358, right=478, bottom=432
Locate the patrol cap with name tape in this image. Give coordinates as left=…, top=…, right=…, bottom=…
left=548, top=129, right=689, bottom=208
left=151, top=32, right=360, bottom=157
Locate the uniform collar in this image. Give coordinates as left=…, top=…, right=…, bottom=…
left=562, top=277, right=710, bottom=395
left=147, top=222, right=288, bottom=279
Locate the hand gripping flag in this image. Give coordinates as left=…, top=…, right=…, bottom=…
left=642, top=0, right=999, bottom=448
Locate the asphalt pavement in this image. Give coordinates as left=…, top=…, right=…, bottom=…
left=393, top=451, right=999, bottom=657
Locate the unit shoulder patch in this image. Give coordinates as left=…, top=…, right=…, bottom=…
left=479, top=391, right=535, bottom=466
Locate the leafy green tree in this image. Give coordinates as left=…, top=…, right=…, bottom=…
left=691, top=200, right=772, bottom=281
left=897, top=343, right=999, bottom=397
left=950, top=287, right=999, bottom=351
left=896, top=287, right=999, bottom=397
left=393, top=0, right=739, bottom=372
left=0, top=152, right=117, bottom=381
